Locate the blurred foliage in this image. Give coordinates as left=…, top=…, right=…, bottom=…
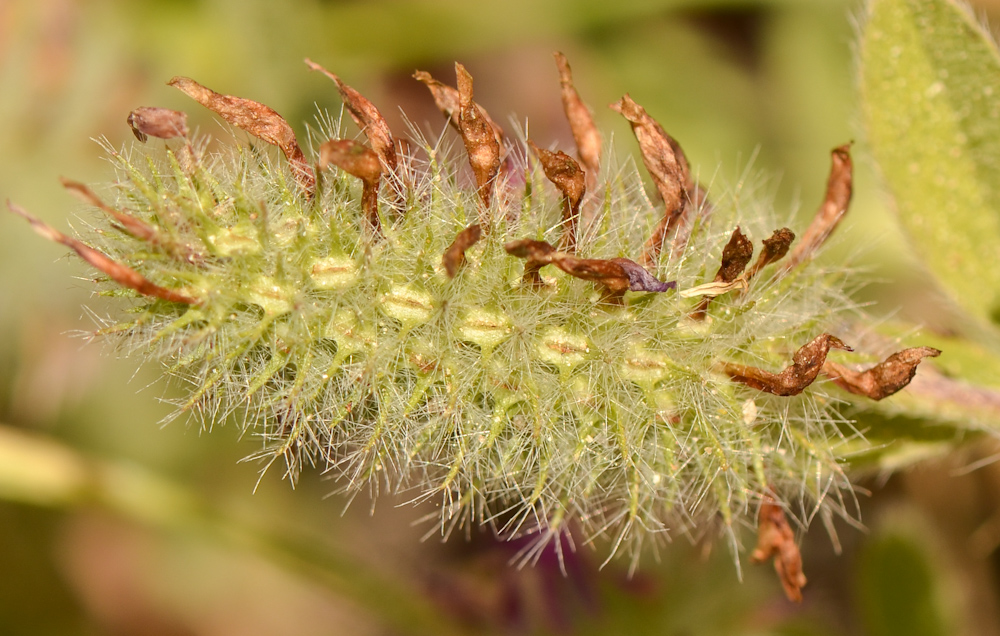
left=2, top=0, right=1000, bottom=634
left=861, top=0, right=1000, bottom=332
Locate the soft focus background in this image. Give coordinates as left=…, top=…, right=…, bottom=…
left=3, top=0, right=1000, bottom=634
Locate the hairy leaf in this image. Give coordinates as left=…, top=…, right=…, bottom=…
left=861, top=0, right=1000, bottom=327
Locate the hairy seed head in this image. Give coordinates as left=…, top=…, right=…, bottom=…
left=12, top=58, right=939, bottom=593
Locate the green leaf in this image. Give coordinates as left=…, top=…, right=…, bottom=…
left=861, top=0, right=1000, bottom=328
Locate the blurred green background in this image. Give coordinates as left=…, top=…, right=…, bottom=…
left=4, top=0, right=1000, bottom=634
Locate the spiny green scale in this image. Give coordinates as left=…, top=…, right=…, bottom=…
left=84, top=116, right=858, bottom=563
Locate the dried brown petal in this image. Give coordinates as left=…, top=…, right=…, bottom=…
left=611, top=94, right=693, bottom=265
left=305, top=59, right=398, bottom=175
left=691, top=227, right=753, bottom=318
left=781, top=144, right=853, bottom=272
left=823, top=346, right=941, bottom=401
left=746, top=228, right=796, bottom=280
left=442, top=223, right=482, bottom=278
left=751, top=500, right=807, bottom=603
left=528, top=140, right=586, bottom=251
left=168, top=76, right=315, bottom=198
left=456, top=63, right=502, bottom=214
left=723, top=333, right=852, bottom=396
left=126, top=107, right=189, bottom=142
left=553, top=52, right=600, bottom=183
left=505, top=238, right=674, bottom=302
left=319, top=139, right=382, bottom=233
left=8, top=201, right=197, bottom=305
left=413, top=70, right=505, bottom=149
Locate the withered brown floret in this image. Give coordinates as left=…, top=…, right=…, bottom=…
left=752, top=500, right=807, bottom=603
left=305, top=59, right=398, bottom=175
left=505, top=238, right=674, bottom=303
left=9, top=201, right=198, bottom=305
left=528, top=140, right=586, bottom=252
left=715, top=227, right=755, bottom=282
left=318, top=139, right=382, bottom=233
left=611, top=94, right=699, bottom=266
left=412, top=70, right=505, bottom=149
left=553, top=52, right=601, bottom=186
left=782, top=144, right=853, bottom=272
left=61, top=178, right=159, bottom=244
left=456, top=63, right=502, bottom=216
left=442, top=223, right=482, bottom=278
left=691, top=227, right=754, bottom=318
left=168, top=77, right=316, bottom=198
left=723, top=333, right=852, bottom=396
left=126, top=107, right=189, bottom=142
left=823, top=346, right=941, bottom=400
left=746, top=227, right=796, bottom=281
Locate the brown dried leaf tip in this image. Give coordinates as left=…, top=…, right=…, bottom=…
left=8, top=201, right=197, bottom=305
left=442, top=223, right=482, bottom=278
left=611, top=94, right=697, bottom=265
left=456, top=63, right=502, bottom=215
left=505, top=238, right=674, bottom=303
left=318, top=139, right=382, bottom=234
left=126, top=107, right=188, bottom=142
left=824, top=346, right=941, bottom=401
left=752, top=500, right=807, bottom=603
left=168, top=76, right=316, bottom=199
left=782, top=143, right=853, bottom=272
left=528, top=140, right=586, bottom=252
left=723, top=333, right=852, bottom=397
left=553, top=52, right=601, bottom=184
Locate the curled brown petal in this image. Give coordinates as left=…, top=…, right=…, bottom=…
left=723, top=333, right=852, bottom=397
left=455, top=63, right=502, bottom=215
left=528, top=140, right=586, bottom=251
left=319, top=139, right=382, bottom=233
left=505, top=238, right=556, bottom=286
left=442, top=223, right=482, bottom=278
left=553, top=52, right=600, bottom=184
left=823, top=346, right=941, bottom=401
left=611, top=94, right=693, bottom=265
left=751, top=500, right=807, bottom=603
left=505, top=238, right=674, bottom=302
left=305, top=58, right=398, bottom=175
left=413, top=70, right=505, bottom=149
left=692, top=227, right=753, bottom=318
left=781, top=144, right=853, bottom=272
left=126, top=107, right=189, bottom=142
left=8, top=201, right=197, bottom=305
left=745, top=227, right=796, bottom=281
left=168, top=76, right=315, bottom=198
